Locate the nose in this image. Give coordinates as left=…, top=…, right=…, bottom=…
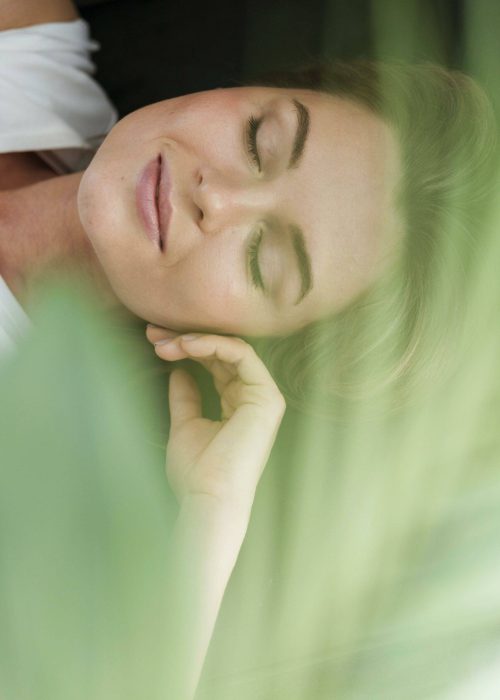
left=193, top=168, right=274, bottom=234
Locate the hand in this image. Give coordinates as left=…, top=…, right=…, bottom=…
left=145, top=326, right=286, bottom=516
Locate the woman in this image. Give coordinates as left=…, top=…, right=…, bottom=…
left=1, top=2, right=497, bottom=698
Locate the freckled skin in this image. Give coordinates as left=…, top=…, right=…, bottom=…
left=78, top=86, right=402, bottom=337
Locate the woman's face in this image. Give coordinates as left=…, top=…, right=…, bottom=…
left=78, top=86, right=402, bottom=336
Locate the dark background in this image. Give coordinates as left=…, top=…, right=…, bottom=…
left=76, top=0, right=465, bottom=118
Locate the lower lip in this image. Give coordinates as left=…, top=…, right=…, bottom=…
left=136, top=156, right=162, bottom=249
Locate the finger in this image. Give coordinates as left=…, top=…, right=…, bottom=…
left=204, top=357, right=236, bottom=384
left=156, top=347, right=234, bottom=401
left=145, top=324, right=178, bottom=344
left=154, top=335, right=241, bottom=375
left=153, top=338, right=215, bottom=374
left=168, top=368, right=202, bottom=426
left=178, top=335, right=279, bottom=392
left=153, top=346, right=231, bottom=407
left=154, top=334, right=283, bottom=408
left=160, top=334, right=286, bottom=417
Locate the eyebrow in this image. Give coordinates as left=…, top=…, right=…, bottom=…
left=287, top=99, right=310, bottom=169
left=289, top=224, right=313, bottom=305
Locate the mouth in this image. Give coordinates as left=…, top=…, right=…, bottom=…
left=156, top=153, right=172, bottom=252
left=136, top=154, right=172, bottom=251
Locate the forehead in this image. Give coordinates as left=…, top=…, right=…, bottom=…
left=268, top=88, right=403, bottom=329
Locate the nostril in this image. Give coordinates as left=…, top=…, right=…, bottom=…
left=197, top=171, right=203, bottom=186
left=198, top=207, right=204, bottom=221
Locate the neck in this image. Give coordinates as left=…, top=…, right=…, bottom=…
left=0, top=172, right=118, bottom=309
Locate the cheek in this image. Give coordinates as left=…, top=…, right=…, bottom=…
left=78, top=166, right=158, bottom=320
left=77, top=170, right=129, bottom=296
left=172, top=261, right=241, bottom=320
left=78, top=146, right=128, bottom=246
left=162, top=250, right=260, bottom=332
left=77, top=164, right=113, bottom=267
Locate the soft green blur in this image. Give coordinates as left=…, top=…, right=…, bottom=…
left=2, top=2, right=500, bottom=699
left=0, top=275, right=179, bottom=700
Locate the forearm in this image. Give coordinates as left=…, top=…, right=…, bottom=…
left=0, top=0, right=79, bottom=31
left=163, top=495, right=251, bottom=700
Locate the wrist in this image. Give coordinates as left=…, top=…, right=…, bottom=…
left=179, top=491, right=253, bottom=529
left=164, top=493, right=251, bottom=700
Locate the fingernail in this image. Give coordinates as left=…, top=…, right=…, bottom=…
left=148, top=327, right=177, bottom=337
left=154, top=338, right=176, bottom=346
left=180, top=334, right=200, bottom=341
left=148, top=323, right=177, bottom=335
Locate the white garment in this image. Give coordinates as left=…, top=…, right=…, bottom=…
left=0, top=275, right=31, bottom=359
left=0, top=18, right=118, bottom=172
left=0, top=18, right=119, bottom=359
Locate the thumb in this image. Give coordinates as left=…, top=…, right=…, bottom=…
left=168, top=368, right=202, bottom=426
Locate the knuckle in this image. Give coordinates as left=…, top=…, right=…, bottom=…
left=231, top=336, right=250, bottom=350
left=214, top=334, right=254, bottom=357
left=274, top=396, right=287, bottom=416
left=265, top=389, right=286, bottom=414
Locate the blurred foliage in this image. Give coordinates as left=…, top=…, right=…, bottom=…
left=2, top=203, right=500, bottom=699
left=0, top=275, right=178, bottom=700
left=195, top=2, right=500, bottom=698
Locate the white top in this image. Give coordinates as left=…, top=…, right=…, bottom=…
left=0, top=275, right=31, bottom=359
left=0, top=18, right=118, bottom=359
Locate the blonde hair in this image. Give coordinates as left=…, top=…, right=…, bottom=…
left=246, top=60, right=499, bottom=417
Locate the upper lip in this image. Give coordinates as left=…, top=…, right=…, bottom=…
left=156, top=153, right=172, bottom=251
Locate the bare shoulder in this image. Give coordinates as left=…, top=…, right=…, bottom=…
left=0, top=152, right=56, bottom=191
left=0, top=0, right=79, bottom=32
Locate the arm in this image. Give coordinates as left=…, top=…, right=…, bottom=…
left=145, top=329, right=286, bottom=699
left=0, top=0, right=79, bottom=32
left=164, top=495, right=250, bottom=700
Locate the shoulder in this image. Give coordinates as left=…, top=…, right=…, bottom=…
left=0, top=1, right=79, bottom=33
left=0, top=152, right=56, bottom=191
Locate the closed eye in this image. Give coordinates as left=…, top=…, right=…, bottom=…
left=246, top=115, right=262, bottom=171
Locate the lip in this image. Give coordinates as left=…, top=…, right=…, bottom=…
left=136, top=154, right=172, bottom=251
left=157, top=152, right=172, bottom=251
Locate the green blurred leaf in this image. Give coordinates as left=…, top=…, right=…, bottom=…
left=0, top=276, right=176, bottom=700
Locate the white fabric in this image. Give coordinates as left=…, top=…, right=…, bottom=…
left=0, top=18, right=118, bottom=173
left=0, top=275, right=31, bottom=360
left=0, top=19, right=118, bottom=359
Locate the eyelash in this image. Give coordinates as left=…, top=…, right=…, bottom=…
left=248, top=228, right=264, bottom=291
left=246, top=115, right=262, bottom=171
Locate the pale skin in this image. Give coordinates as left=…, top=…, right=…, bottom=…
left=0, top=84, right=401, bottom=512
left=0, top=1, right=403, bottom=696
left=1, top=90, right=402, bottom=334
